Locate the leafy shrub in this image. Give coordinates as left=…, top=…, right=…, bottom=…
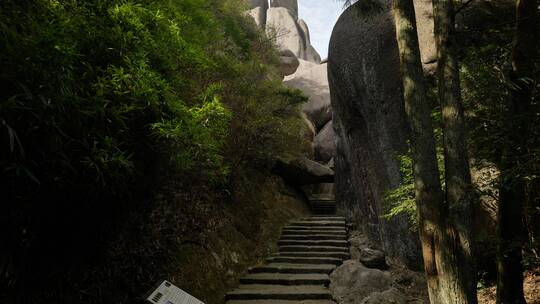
left=383, top=148, right=446, bottom=231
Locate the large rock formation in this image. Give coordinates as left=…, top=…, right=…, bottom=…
left=273, top=157, right=335, bottom=185
left=265, top=3, right=321, bottom=63
left=243, top=1, right=331, bottom=199
left=284, top=60, right=331, bottom=129
left=284, top=59, right=335, bottom=170
left=246, top=6, right=266, bottom=28
left=270, top=0, right=298, bottom=20
left=279, top=49, right=300, bottom=76
left=297, top=19, right=310, bottom=43
left=329, top=260, right=401, bottom=304
left=266, top=7, right=307, bottom=59
left=245, top=0, right=269, bottom=28
left=314, top=121, right=336, bottom=163
left=298, top=19, right=322, bottom=63
left=247, top=0, right=269, bottom=8
left=328, top=1, right=421, bottom=267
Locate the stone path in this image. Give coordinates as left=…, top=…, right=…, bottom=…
left=225, top=215, right=349, bottom=303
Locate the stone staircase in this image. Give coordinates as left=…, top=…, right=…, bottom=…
left=308, top=195, right=337, bottom=215
left=225, top=215, right=349, bottom=303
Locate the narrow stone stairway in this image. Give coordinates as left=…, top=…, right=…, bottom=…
left=226, top=215, right=349, bottom=303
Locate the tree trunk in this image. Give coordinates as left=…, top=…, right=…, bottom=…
left=391, top=1, right=446, bottom=302
left=497, top=0, right=538, bottom=303
left=431, top=0, right=477, bottom=302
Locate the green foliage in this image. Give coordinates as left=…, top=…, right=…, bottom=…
left=383, top=155, right=418, bottom=229
left=0, top=0, right=306, bottom=301
left=383, top=140, right=446, bottom=231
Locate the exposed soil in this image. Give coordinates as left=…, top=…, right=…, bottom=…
left=387, top=261, right=430, bottom=304
left=478, top=268, right=540, bottom=304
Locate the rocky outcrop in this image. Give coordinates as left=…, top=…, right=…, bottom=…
left=305, top=45, right=322, bottom=64
left=331, top=230, right=429, bottom=303
left=274, top=157, right=334, bottom=185
left=284, top=60, right=331, bottom=129
left=297, top=19, right=310, bottom=43
left=243, top=0, right=329, bottom=201
left=270, top=0, right=298, bottom=20
left=314, top=121, right=336, bottom=163
left=266, top=7, right=306, bottom=59
left=328, top=0, right=421, bottom=268
left=330, top=260, right=399, bottom=304
left=358, top=248, right=387, bottom=270
left=245, top=0, right=269, bottom=28
left=279, top=49, right=300, bottom=76
left=265, top=4, right=320, bottom=63
left=298, top=19, right=322, bottom=64
left=247, top=0, right=269, bottom=9
left=360, top=288, right=406, bottom=304
left=246, top=6, right=266, bottom=28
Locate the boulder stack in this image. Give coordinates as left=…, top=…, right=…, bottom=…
left=244, top=1, right=335, bottom=198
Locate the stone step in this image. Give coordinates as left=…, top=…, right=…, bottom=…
left=281, top=229, right=347, bottom=236
left=289, top=221, right=346, bottom=227
left=272, top=251, right=350, bottom=260
left=312, top=212, right=337, bottom=216
left=267, top=256, right=343, bottom=266
left=311, top=206, right=336, bottom=210
left=278, top=240, right=348, bottom=247
left=279, top=245, right=349, bottom=253
left=227, top=300, right=336, bottom=304
left=225, top=285, right=333, bottom=300
left=249, top=263, right=336, bottom=274
left=284, top=226, right=346, bottom=232
left=302, top=217, right=345, bottom=222
left=239, top=273, right=330, bottom=285
left=280, top=234, right=347, bottom=241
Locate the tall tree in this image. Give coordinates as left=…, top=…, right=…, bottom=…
left=497, top=0, right=538, bottom=303
left=392, top=0, right=477, bottom=302
left=432, top=0, right=477, bottom=302
left=391, top=0, right=445, bottom=302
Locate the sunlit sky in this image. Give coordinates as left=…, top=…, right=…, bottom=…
left=298, top=0, right=345, bottom=59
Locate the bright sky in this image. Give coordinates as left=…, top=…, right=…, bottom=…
left=298, top=0, right=345, bottom=59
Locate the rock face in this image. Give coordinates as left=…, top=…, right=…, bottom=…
left=243, top=1, right=329, bottom=200
left=314, top=121, right=336, bottom=163
left=273, top=157, right=334, bottom=185
left=270, top=0, right=298, bottom=20
left=297, top=19, right=310, bottom=43
left=245, top=0, right=268, bottom=28
left=330, top=260, right=398, bottom=304
left=265, top=5, right=320, bottom=63
left=305, top=45, right=322, bottom=63
left=328, top=1, right=421, bottom=268
left=361, top=288, right=406, bottom=304
left=247, top=0, right=269, bottom=9
left=284, top=60, right=331, bottom=129
left=266, top=7, right=307, bottom=59
left=358, top=248, right=387, bottom=270
left=298, top=19, right=322, bottom=64
left=246, top=6, right=266, bottom=28
left=279, top=49, right=300, bottom=76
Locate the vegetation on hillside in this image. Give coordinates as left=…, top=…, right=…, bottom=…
left=0, top=0, right=307, bottom=302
